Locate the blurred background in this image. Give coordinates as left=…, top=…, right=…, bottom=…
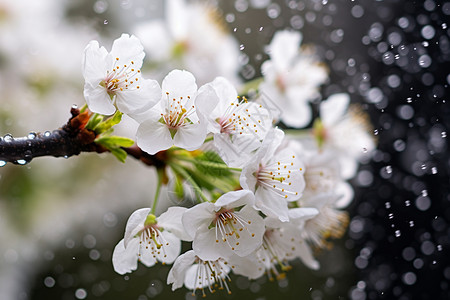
left=0, top=0, right=449, bottom=299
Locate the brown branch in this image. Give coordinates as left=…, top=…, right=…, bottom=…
left=0, top=107, right=161, bottom=167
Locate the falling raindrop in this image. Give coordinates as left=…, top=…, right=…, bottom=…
left=28, top=132, right=37, bottom=139
left=103, top=20, right=108, bottom=25
left=395, top=230, right=401, bottom=237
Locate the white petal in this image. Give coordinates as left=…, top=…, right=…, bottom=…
left=288, top=207, right=319, bottom=221
left=239, top=155, right=260, bottom=192
left=115, top=78, right=161, bottom=115
left=136, top=118, right=174, bottom=155
left=229, top=253, right=265, bottom=280
left=112, top=239, right=139, bottom=275
left=124, top=208, right=150, bottom=248
left=173, top=123, right=207, bottom=151
left=192, top=227, right=224, bottom=261
left=83, top=82, right=116, bottom=115
left=338, top=154, right=359, bottom=179
left=269, top=30, right=302, bottom=72
left=182, top=202, right=215, bottom=239
left=82, top=40, right=109, bottom=84
left=320, top=93, right=350, bottom=126
left=214, top=189, right=255, bottom=210
left=295, top=240, right=320, bottom=270
left=158, top=207, right=192, bottom=241
left=279, top=92, right=312, bottom=128
left=167, top=0, right=188, bottom=40
left=195, top=82, right=220, bottom=128
left=110, top=33, right=145, bottom=69
left=138, top=241, right=157, bottom=267
left=214, top=133, right=260, bottom=168
left=155, top=231, right=181, bottom=264
left=334, top=181, right=354, bottom=209
left=162, top=69, right=197, bottom=101
left=167, top=250, right=196, bottom=291
left=232, top=205, right=265, bottom=256
left=255, top=187, right=290, bottom=222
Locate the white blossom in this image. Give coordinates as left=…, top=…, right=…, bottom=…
left=240, top=128, right=306, bottom=222
left=316, top=93, right=376, bottom=179
left=82, top=34, right=161, bottom=116
left=112, top=207, right=189, bottom=275
left=200, top=77, right=273, bottom=167
left=259, top=30, right=328, bottom=128
left=182, top=190, right=265, bottom=261
left=135, top=69, right=218, bottom=155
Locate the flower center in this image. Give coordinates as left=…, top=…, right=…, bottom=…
left=191, top=256, right=231, bottom=296
left=212, top=209, right=255, bottom=251
left=217, top=97, right=264, bottom=136
left=161, top=92, right=196, bottom=135
left=255, top=155, right=301, bottom=200
left=257, top=229, right=292, bottom=281
left=102, top=57, right=141, bottom=96
left=138, top=224, right=170, bottom=260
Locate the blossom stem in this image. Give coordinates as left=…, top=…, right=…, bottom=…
left=169, top=163, right=210, bottom=203
left=150, top=168, right=164, bottom=214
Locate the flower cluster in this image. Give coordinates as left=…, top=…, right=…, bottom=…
left=81, top=31, right=375, bottom=296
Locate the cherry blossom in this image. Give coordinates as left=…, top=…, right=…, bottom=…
left=240, top=128, right=306, bottom=222
left=182, top=190, right=265, bottom=261
left=200, top=77, right=273, bottom=167
left=82, top=34, right=161, bottom=115
left=259, top=30, right=328, bottom=128
left=135, top=69, right=218, bottom=155
left=112, top=207, right=189, bottom=275
left=315, top=93, right=376, bottom=179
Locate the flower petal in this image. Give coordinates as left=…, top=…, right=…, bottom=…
left=214, top=189, right=255, bottom=210
left=167, top=250, right=196, bottom=291
left=136, top=117, right=174, bottom=155
left=192, top=227, right=224, bottom=261
left=110, top=33, right=145, bottom=69
left=82, top=40, right=109, bottom=85
left=158, top=207, right=192, bottom=241
left=112, top=238, right=139, bottom=275
left=182, top=202, right=215, bottom=239
left=83, top=82, right=116, bottom=115
left=115, top=78, right=161, bottom=115
left=162, top=69, right=197, bottom=102
left=254, top=187, right=290, bottom=222
left=320, top=93, right=350, bottom=126
left=269, top=30, right=302, bottom=72
left=155, top=231, right=181, bottom=264
left=173, top=123, right=207, bottom=151
left=124, top=208, right=150, bottom=248
left=229, top=253, right=265, bottom=280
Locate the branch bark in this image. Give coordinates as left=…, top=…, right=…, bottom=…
left=0, top=107, right=162, bottom=167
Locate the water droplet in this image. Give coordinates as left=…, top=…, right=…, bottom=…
left=0, top=161, right=6, bottom=167
left=437, top=245, right=443, bottom=251
left=409, top=221, right=415, bottom=227
left=374, top=129, right=379, bottom=135
left=103, top=20, right=108, bottom=25
left=16, top=159, right=28, bottom=165
left=385, top=202, right=391, bottom=209
left=405, top=200, right=411, bottom=206
left=385, top=165, right=392, bottom=174
left=388, top=213, right=394, bottom=219
left=239, top=44, right=245, bottom=51
left=44, top=131, right=51, bottom=137
left=28, top=132, right=37, bottom=139
left=322, top=0, right=328, bottom=4
left=3, top=134, right=13, bottom=142
left=442, top=23, right=448, bottom=29
left=363, top=147, right=367, bottom=153
left=441, top=131, right=447, bottom=138
left=63, top=155, right=69, bottom=159
left=395, top=230, right=401, bottom=237
left=431, top=167, right=437, bottom=174
left=71, top=104, right=78, bottom=109
left=421, top=164, right=426, bottom=170
left=421, top=190, right=428, bottom=197
left=259, top=26, right=264, bottom=31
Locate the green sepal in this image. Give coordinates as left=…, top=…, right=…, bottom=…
left=94, top=111, right=123, bottom=134
left=85, top=113, right=104, bottom=130
left=173, top=175, right=184, bottom=199
left=109, top=147, right=128, bottom=163
left=193, top=151, right=232, bottom=177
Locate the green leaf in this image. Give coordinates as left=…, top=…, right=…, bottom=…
left=95, top=136, right=135, bottom=148
left=109, top=147, right=127, bottom=163
left=193, top=151, right=232, bottom=177
left=94, top=111, right=123, bottom=134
